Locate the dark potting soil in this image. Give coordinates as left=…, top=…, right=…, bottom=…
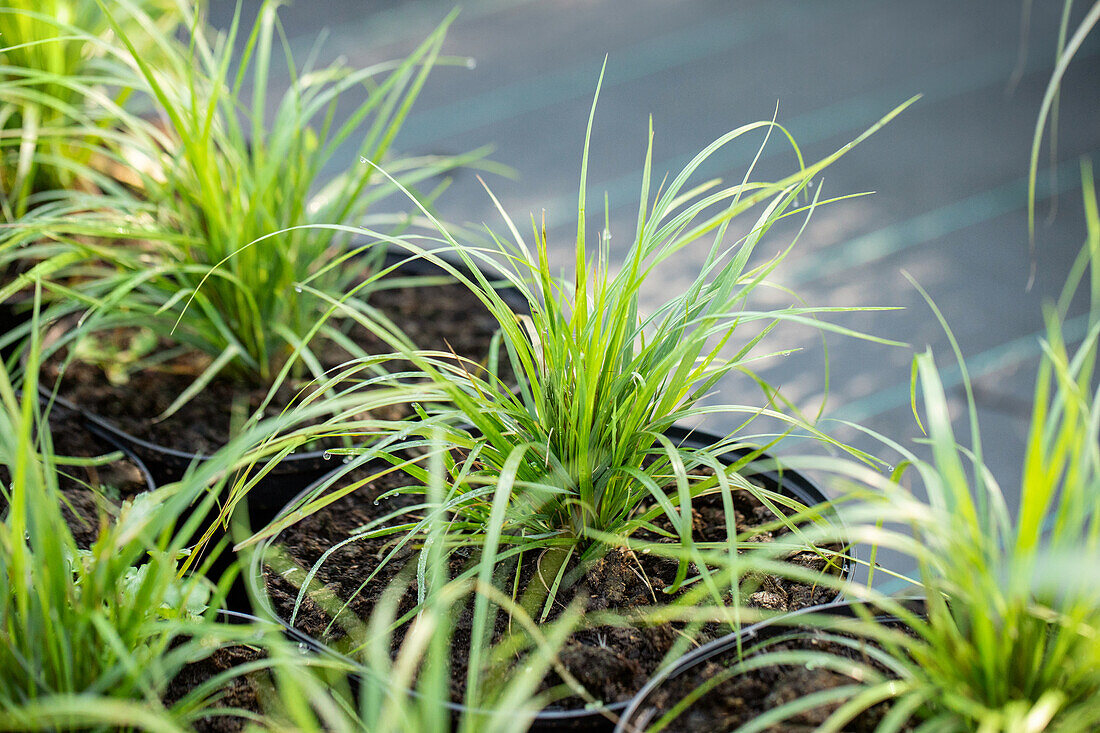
left=162, top=644, right=266, bottom=733
left=632, top=628, right=911, bottom=733
left=0, top=404, right=149, bottom=548
left=43, top=278, right=506, bottom=455
left=262, top=459, right=841, bottom=710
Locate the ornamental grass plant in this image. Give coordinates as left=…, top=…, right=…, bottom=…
left=627, top=164, right=1100, bottom=733
left=228, top=84, right=918, bottom=722
left=8, top=0, right=492, bottom=418
left=242, top=80, right=915, bottom=600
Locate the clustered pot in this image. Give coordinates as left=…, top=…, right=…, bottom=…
left=249, top=424, right=850, bottom=732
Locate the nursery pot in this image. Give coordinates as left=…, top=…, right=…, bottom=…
left=38, top=246, right=529, bottom=526
left=248, top=425, right=850, bottom=733
left=613, top=599, right=922, bottom=733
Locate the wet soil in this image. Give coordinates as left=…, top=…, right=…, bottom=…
left=43, top=275, right=508, bottom=456
left=163, top=644, right=266, bottom=733
left=262, top=457, right=842, bottom=711
left=631, top=627, right=911, bottom=733
left=0, top=404, right=150, bottom=548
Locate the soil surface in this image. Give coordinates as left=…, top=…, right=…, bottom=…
left=262, top=458, right=842, bottom=711
left=162, top=644, right=266, bottom=733
left=631, top=626, right=911, bottom=733
left=0, top=404, right=150, bottom=548
left=43, top=274, right=509, bottom=456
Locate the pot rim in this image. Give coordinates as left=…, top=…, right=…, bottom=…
left=247, top=423, right=850, bottom=725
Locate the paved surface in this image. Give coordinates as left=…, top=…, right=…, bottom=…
left=208, top=1, right=1100, bottom=583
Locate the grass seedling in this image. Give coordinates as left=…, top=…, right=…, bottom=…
left=10, top=0, right=493, bottom=414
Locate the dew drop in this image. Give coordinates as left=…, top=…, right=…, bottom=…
left=641, top=547, right=651, bottom=554
left=466, top=58, right=477, bottom=70
left=343, top=456, right=352, bottom=464
left=373, top=499, right=381, bottom=506
left=293, top=286, right=303, bottom=293
left=297, top=642, right=309, bottom=654
left=322, top=451, right=332, bottom=460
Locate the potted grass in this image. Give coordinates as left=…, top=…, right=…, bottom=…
left=12, top=1, right=511, bottom=512
left=239, top=82, right=916, bottom=727
left=0, top=317, right=287, bottom=732
left=614, top=165, right=1100, bottom=733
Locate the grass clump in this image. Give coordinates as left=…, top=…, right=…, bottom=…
left=234, top=90, right=916, bottom=716
left=668, top=165, right=1100, bottom=733
left=11, top=0, right=492, bottom=411
left=256, top=82, right=914, bottom=584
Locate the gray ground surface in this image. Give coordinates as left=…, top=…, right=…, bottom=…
left=209, top=0, right=1100, bottom=586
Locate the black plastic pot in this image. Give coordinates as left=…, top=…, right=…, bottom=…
left=613, top=599, right=922, bottom=733
left=248, top=425, right=849, bottom=733
left=39, top=246, right=530, bottom=525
